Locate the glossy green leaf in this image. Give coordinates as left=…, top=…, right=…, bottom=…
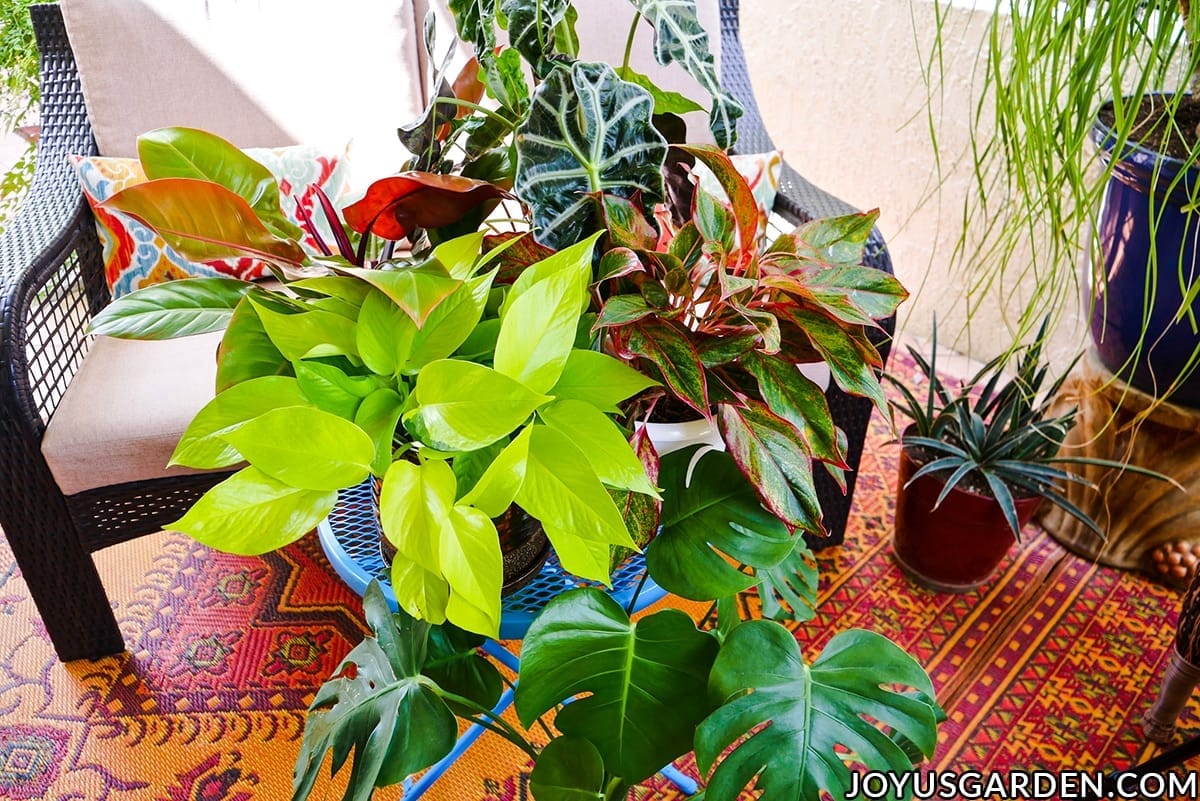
left=549, top=349, right=658, bottom=413
left=450, top=439, right=507, bottom=507
left=647, top=447, right=793, bottom=601
left=430, top=231, right=486, bottom=279
left=250, top=295, right=359, bottom=361
left=355, top=388, right=407, bottom=476
left=514, top=61, right=667, bottom=249
left=341, top=263, right=462, bottom=328
left=390, top=558, right=451, bottom=626
left=424, top=624, right=504, bottom=712
left=697, top=624, right=941, bottom=801
left=631, top=0, right=744, bottom=148
left=90, top=277, right=253, bottom=339
left=623, top=319, right=709, bottom=416
left=502, top=231, right=598, bottom=318
left=441, top=505, right=504, bottom=637
left=757, top=537, right=819, bottom=624
left=412, top=360, right=550, bottom=451
left=169, top=466, right=336, bottom=555
left=484, top=46, right=531, bottom=117
left=539, top=400, right=658, bottom=496
left=292, top=584, right=456, bottom=801
left=529, top=737, right=606, bottom=801
left=137, top=126, right=301, bottom=240
left=743, top=352, right=842, bottom=467
left=356, top=288, right=417, bottom=376
left=616, top=66, right=705, bottom=115
left=516, top=589, right=719, bottom=783
left=460, top=426, right=532, bottom=517
left=219, top=406, right=375, bottom=491
left=717, top=400, right=823, bottom=533
left=294, top=361, right=377, bottom=420
left=171, top=377, right=311, bottom=469
left=516, top=426, right=635, bottom=581
left=407, top=269, right=496, bottom=371
left=379, top=459, right=457, bottom=568
left=102, top=177, right=306, bottom=267
left=501, top=0, right=570, bottom=75
left=216, top=297, right=292, bottom=392
left=495, top=265, right=587, bottom=393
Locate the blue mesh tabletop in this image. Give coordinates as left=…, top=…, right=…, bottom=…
left=317, top=480, right=667, bottom=640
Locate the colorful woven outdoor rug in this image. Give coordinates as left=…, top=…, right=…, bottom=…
left=3, top=363, right=1199, bottom=800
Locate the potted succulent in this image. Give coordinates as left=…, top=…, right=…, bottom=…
left=887, top=319, right=1168, bottom=591
left=92, top=2, right=946, bottom=798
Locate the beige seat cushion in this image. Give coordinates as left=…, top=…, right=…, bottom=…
left=41, top=333, right=224, bottom=496
left=60, top=0, right=425, bottom=188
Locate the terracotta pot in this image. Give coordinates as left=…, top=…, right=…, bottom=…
left=375, top=480, right=550, bottom=597
left=892, top=444, right=1042, bottom=592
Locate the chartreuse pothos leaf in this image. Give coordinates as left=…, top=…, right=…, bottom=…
left=216, top=297, right=291, bottom=392
left=341, top=263, right=462, bottom=328
left=516, top=589, right=719, bottom=784
left=430, top=231, right=487, bottom=279
left=169, top=466, right=337, bottom=555
left=356, top=288, right=417, bottom=376
left=219, top=406, right=375, bottom=491
left=717, top=400, right=823, bottom=533
left=390, top=558, right=450, bottom=626
left=550, top=349, right=659, bottom=413
left=501, top=231, right=598, bottom=319
left=647, top=447, right=793, bottom=601
left=697, top=624, right=941, bottom=801
left=630, top=0, right=744, bottom=148
left=91, top=277, right=254, bottom=339
left=538, top=400, right=659, bottom=497
left=495, top=267, right=589, bottom=394
left=294, top=361, right=378, bottom=420
left=292, top=582, right=457, bottom=801
left=440, top=505, right=503, bottom=636
left=171, top=376, right=311, bottom=469
left=516, top=426, right=635, bottom=581
left=407, top=269, right=496, bottom=371
left=137, top=127, right=301, bottom=241
left=412, top=360, right=551, bottom=451
left=380, top=459, right=457, bottom=568
left=515, top=61, right=667, bottom=249
left=461, top=426, right=532, bottom=517
left=354, top=388, right=407, bottom=476
left=529, top=736, right=606, bottom=801
left=249, top=295, right=359, bottom=361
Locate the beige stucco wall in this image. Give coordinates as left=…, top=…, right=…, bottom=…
left=739, top=0, right=1089, bottom=370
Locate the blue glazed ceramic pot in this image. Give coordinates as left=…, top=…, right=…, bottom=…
left=1090, top=104, right=1200, bottom=407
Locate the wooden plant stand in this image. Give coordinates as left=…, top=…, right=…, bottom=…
left=1040, top=349, right=1200, bottom=587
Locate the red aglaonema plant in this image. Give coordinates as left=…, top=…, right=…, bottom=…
left=593, top=145, right=908, bottom=534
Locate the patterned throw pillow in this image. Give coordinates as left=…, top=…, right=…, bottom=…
left=692, top=150, right=783, bottom=245
left=70, top=145, right=349, bottom=297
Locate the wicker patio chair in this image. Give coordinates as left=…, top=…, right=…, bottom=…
left=0, top=0, right=895, bottom=662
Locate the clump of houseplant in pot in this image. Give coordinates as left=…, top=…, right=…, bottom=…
left=887, top=319, right=1169, bottom=592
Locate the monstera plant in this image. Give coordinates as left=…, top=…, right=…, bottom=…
left=89, top=0, right=944, bottom=797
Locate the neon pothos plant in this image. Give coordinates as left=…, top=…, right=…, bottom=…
left=92, top=127, right=659, bottom=637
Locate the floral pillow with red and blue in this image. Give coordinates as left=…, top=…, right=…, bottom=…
left=70, top=145, right=349, bottom=297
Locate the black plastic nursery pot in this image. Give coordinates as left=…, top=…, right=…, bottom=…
left=892, top=444, right=1041, bottom=593
left=1090, top=101, right=1200, bottom=406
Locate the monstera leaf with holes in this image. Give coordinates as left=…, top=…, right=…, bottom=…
left=516, top=589, right=720, bottom=786
left=696, top=623, right=943, bottom=801
left=630, top=0, right=743, bottom=148
left=515, top=61, right=668, bottom=249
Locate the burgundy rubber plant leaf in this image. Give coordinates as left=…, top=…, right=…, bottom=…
left=343, top=173, right=511, bottom=241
